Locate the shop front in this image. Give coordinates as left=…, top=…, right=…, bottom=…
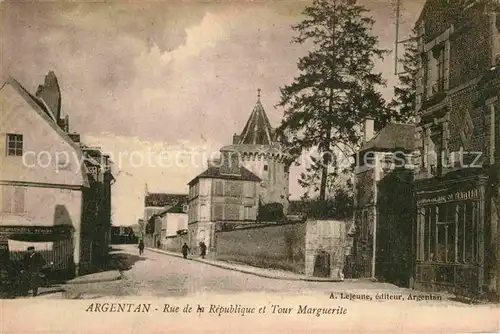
left=414, top=170, right=491, bottom=296
left=0, top=225, right=75, bottom=278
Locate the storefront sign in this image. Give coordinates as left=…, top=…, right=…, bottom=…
left=0, top=225, right=73, bottom=244
left=0, top=226, right=55, bottom=235
left=417, top=188, right=480, bottom=205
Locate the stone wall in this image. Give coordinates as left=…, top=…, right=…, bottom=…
left=165, top=235, right=187, bottom=253
left=305, top=220, right=348, bottom=280
left=215, top=222, right=306, bottom=274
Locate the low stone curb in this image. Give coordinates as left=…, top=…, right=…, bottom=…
left=65, top=270, right=122, bottom=285
left=146, top=247, right=342, bottom=283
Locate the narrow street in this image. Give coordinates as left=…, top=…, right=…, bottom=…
left=63, top=245, right=452, bottom=302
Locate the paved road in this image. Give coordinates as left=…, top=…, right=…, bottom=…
left=63, top=245, right=445, bottom=300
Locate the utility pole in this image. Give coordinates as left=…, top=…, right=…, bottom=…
left=393, top=0, right=417, bottom=76
left=394, top=0, right=401, bottom=75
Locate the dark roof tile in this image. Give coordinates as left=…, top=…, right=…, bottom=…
left=359, top=123, right=415, bottom=152
left=239, top=100, right=274, bottom=145
left=145, top=193, right=188, bottom=207
left=188, top=166, right=260, bottom=186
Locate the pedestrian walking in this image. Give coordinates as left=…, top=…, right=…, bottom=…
left=157, top=239, right=161, bottom=249
left=20, top=246, right=46, bottom=297
left=138, top=239, right=145, bottom=255
left=181, top=242, right=190, bottom=259
left=199, top=241, right=207, bottom=259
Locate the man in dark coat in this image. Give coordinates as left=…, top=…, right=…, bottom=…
left=199, top=241, right=207, bottom=259
left=20, top=246, right=46, bottom=297
left=138, top=239, right=145, bottom=255
left=181, top=243, right=190, bottom=259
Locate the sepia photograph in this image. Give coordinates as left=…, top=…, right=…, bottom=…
left=0, top=0, right=499, bottom=332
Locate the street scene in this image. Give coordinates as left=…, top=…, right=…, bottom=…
left=38, top=244, right=454, bottom=303
left=1, top=0, right=499, bottom=306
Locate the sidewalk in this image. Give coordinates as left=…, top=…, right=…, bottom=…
left=145, top=247, right=343, bottom=282
left=65, top=270, right=122, bottom=285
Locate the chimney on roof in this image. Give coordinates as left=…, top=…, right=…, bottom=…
left=220, top=150, right=240, bottom=175
left=232, top=133, right=241, bottom=145
left=35, top=71, right=62, bottom=122
left=363, top=118, right=374, bottom=143
left=68, top=133, right=80, bottom=143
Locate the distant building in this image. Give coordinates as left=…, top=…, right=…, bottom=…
left=144, top=191, right=187, bottom=223
left=187, top=151, right=261, bottom=256
left=0, top=73, right=113, bottom=276
left=143, top=192, right=187, bottom=248
left=159, top=202, right=188, bottom=252
left=110, top=226, right=137, bottom=244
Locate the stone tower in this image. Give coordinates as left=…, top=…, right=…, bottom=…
left=220, top=89, right=292, bottom=213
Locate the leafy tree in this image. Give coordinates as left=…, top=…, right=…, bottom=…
left=389, top=28, right=419, bottom=123
left=276, top=0, right=391, bottom=201
left=257, top=202, right=286, bottom=222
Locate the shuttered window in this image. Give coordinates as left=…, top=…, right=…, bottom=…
left=243, top=182, right=254, bottom=198
left=214, top=204, right=224, bottom=220
left=214, top=181, right=224, bottom=196
left=1, top=186, right=26, bottom=214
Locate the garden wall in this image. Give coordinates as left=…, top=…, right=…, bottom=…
left=214, top=222, right=306, bottom=274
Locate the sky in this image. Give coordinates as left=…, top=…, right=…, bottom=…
left=1, top=0, right=425, bottom=225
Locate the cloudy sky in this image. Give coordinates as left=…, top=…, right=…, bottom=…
left=1, top=0, right=424, bottom=225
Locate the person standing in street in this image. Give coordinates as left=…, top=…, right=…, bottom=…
left=20, top=246, right=46, bottom=297
left=200, top=241, right=207, bottom=259
left=181, top=242, right=190, bottom=259
left=138, top=239, right=145, bottom=255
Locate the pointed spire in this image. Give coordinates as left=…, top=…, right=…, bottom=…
left=238, top=89, right=273, bottom=145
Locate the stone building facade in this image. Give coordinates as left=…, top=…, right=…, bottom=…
left=187, top=151, right=261, bottom=256
left=412, top=0, right=500, bottom=298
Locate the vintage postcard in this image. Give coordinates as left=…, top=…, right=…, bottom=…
left=1, top=0, right=499, bottom=333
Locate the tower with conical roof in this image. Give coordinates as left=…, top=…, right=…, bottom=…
left=220, top=89, right=292, bottom=214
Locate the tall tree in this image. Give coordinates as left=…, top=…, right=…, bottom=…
left=276, top=0, right=390, bottom=200
left=389, top=28, right=419, bottom=123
